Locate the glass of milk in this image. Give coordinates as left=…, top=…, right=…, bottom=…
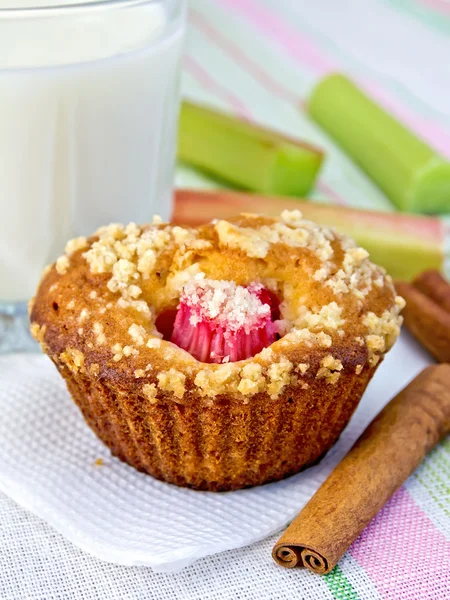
left=0, top=0, right=185, bottom=351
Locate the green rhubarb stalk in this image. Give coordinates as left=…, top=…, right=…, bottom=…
left=308, top=74, right=450, bottom=214
left=173, top=189, right=444, bottom=281
left=178, top=101, right=324, bottom=197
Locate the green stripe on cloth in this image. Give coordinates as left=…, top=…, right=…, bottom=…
left=323, top=565, right=360, bottom=600
left=385, top=0, right=450, bottom=37
left=413, top=441, right=450, bottom=518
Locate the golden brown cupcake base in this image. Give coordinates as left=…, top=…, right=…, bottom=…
left=56, top=356, right=376, bottom=491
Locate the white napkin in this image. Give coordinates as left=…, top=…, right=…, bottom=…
left=0, top=333, right=431, bottom=573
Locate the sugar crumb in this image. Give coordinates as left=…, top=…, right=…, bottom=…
left=65, top=236, right=87, bottom=256
left=128, top=323, right=146, bottom=347
left=157, top=369, right=186, bottom=399
left=147, top=338, right=161, bottom=349
left=56, top=255, right=70, bottom=275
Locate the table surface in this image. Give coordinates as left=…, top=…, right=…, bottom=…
left=2, top=1, right=450, bottom=598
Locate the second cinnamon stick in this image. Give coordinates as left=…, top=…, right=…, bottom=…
left=413, top=269, right=450, bottom=313
left=272, top=364, right=450, bottom=574
left=395, top=280, right=450, bottom=363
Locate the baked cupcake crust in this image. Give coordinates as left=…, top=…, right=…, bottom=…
left=30, top=211, right=404, bottom=490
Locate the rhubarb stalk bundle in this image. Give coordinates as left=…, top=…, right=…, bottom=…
left=308, top=74, right=450, bottom=214
left=173, top=189, right=444, bottom=281
left=178, top=101, right=324, bottom=196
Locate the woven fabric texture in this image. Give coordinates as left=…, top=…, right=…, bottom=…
left=3, top=0, right=450, bottom=597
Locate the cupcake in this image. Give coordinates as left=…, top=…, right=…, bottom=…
left=30, top=211, right=404, bottom=491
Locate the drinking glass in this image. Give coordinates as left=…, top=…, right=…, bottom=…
left=0, top=0, right=185, bottom=351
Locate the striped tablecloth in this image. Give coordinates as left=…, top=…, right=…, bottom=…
left=1, top=2, right=449, bottom=599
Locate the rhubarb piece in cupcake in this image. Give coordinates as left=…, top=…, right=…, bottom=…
left=171, top=277, right=279, bottom=363
left=30, top=211, right=404, bottom=491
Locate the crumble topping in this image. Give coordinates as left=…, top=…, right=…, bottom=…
left=39, top=212, right=404, bottom=400
left=191, top=358, right=294, bottom=399
left=55, top=255, right=69, bottom=275
left=79, top=308, right=90, bottom=322
left=294, top=302, right=345, bottom=331
left=316, top=355, right=344, bottom=384
left=128, top=324, right=146, bottom=347
left=123, top=345, right=138, bottom=357
left=108, top=259, right=138, bottom=294
left=369, top=355, right=381, bottom=367
left=238, top=363, right=265, bottom=395
left=142, top=383, right=158, bottom=403
left=214, top=211, right=334, bottom=263
left=267, top=358, right=293, bottom=399
left=194, top=364, right=241, bottom=397
left=65, top=237, right=87, bottom=256
left=157, top=369, right=186, bottom=399
left=285, top=328, right=332, bottom=348
left=363, top=297, right=404, bottom=362
left=324, top=245, right=381, bottom=299
left=30, top=322, right=46, bottom=343
left=313, top=267, right=329, bottom=282
left=127, top=285, right=142, bottom=299
left=93, top=322, right=105, bottom=345
left=258, top=347, right=274, bottom=361
left=116, top=296, right=151, bottom=318
left=112, top=343, right=124, bottom=362
left=147, top=338, right=162, bottom=349
left=60, top=348, right=85, bottom=372
left=395, top=295, right=407, bottom=309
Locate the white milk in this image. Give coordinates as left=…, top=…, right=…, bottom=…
left=0, top=0, right=184, bottom=302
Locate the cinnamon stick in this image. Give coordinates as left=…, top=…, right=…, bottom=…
left=413, top=269, right=450, bottom=313
left=395, top=280, right=450, bottom=363
left=272, top=364, right=450, bottom=574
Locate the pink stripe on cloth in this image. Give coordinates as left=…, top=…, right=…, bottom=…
left=418, top=0, right=450, bottom=16
left=363, top=84, right=450, bottom=159
left=216, top=0, right=335, bottom=75
left=189, top=7, right=300, bottom=105
left=350, top=487, right=450, bottom=599
left=184, top=55, right=251, bottom=119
